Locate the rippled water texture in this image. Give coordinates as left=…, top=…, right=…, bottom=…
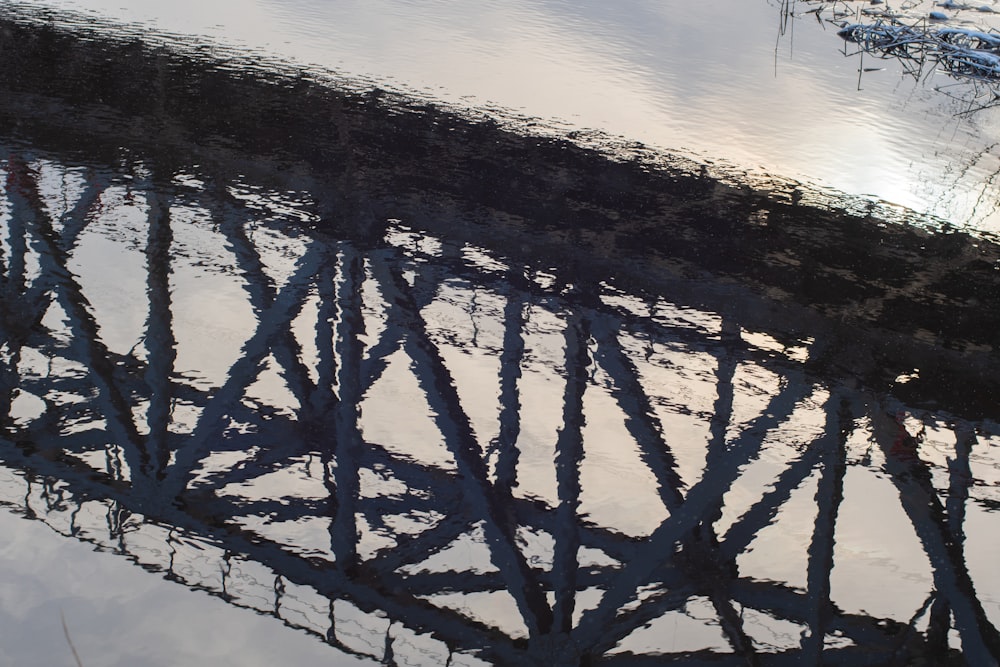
left=25, top=0, right=1000, bottom=231
left=1, top=1, right=1000, bottom=665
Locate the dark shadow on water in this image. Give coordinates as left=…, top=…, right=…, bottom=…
left=0, top=4, right=998, bottom=665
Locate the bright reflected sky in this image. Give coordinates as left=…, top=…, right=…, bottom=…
left=0, top=508, right=368, bottom=667
left=29, top=0, right=1000, bottom=229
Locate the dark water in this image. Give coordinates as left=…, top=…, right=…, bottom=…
left=1, top=2, right=1000, bottom=665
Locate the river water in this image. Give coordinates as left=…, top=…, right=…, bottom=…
left=1, top=1, right=1000, bottom=665
left=30, top=0, right=1000, bottom=231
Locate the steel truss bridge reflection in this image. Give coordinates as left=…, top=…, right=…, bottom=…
left=1, top=147, right=998, bottom=666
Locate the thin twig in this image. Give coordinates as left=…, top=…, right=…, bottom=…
left=60, top=611, right=84, bottom=667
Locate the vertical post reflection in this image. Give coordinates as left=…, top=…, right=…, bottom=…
left=330, top=246, right=364, bottom=570
left=801, top=393, right=851, bottom=661
left=492, top=269, right=528, bottom=504
left=552, top=306, right=590, bottom=634
left=143, top=185, right=176, bottom=479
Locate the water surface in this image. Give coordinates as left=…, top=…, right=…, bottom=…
left=26, top=0, right=1000, bottom=230
left=1, top=2, right=1000, bottom=665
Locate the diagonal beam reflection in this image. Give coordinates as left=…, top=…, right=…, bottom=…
left=871, top=406, right=1000, bottom=665
left=164, top=241, right=327, bottom=498
left=369, top=251, right=555, bottom=637
left=573, top=368, right=813, bottom=653
left=5, top=156, right=147, bottom=479
left=209, top=186, right=317, bottom=411
left=590, top=313, right=686, bottom=512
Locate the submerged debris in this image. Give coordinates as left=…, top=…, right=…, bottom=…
left=839, top=21, right=1000, bottom=80
left=837, top=22, right=929, bottom=51
left=828, top=7, right=1000, bottom=114
left=785, top=0, right=1000, bottom=109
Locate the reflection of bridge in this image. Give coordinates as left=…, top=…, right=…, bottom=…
left=2, top=149, right=998, bottom=665
left=1, top=5, right=999, bottom=665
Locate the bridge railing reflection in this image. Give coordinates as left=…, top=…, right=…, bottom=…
left=0, top=150, right=997, bottom=664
